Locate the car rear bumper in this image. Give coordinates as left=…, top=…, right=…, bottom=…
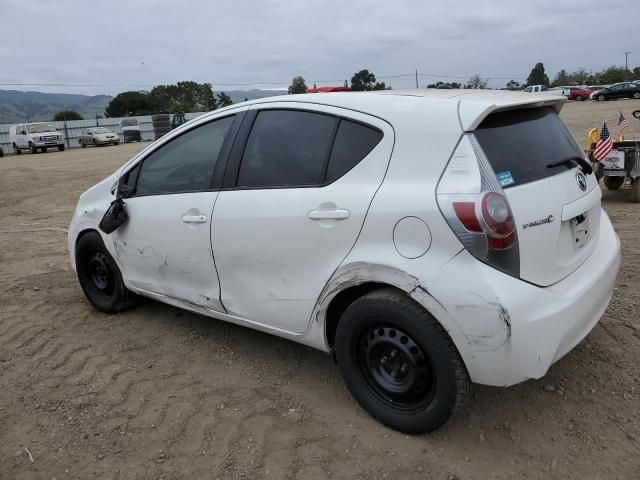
left=424, top=209, right=620, bottom=386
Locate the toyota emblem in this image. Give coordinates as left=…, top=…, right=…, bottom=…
left=576, top=172, right=587, bottom=191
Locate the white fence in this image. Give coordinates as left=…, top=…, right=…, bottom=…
left=0, top=112, right=206, bottom=154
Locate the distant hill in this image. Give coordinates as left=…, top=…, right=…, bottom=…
left=0, top=89, right=287, bottom=124
left=0, top=90, right=112, bottom=124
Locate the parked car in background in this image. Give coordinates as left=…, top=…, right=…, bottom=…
left=9, top=122, right=65, bottom=154
left=522, top=85, right=570, bottom=97
left=69, top=90, right=620, bottom=434
left=567, top=87, right=591, bottom=101
left=79, top=127, right=120, bottom=147
left=120, top=118, right=142, bottom=143
left=591, top=83, right=640, bottom=101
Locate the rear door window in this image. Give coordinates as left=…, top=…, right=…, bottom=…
left=473, top=107, right=583, bottom=188
left=237, top=110, right=337, bottom=187
left=326, top=120, right=383, bottom=183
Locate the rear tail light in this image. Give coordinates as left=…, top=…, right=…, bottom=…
left=437, top=135, right=520, bottom=277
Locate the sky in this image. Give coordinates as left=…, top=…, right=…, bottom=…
left=1, top=0, right=638, bottom=96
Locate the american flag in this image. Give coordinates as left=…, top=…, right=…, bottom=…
left=593, top=122, right=613, bottom=162
left=617, top=112, right=630, bottom=136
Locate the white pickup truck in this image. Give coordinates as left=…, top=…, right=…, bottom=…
left=523, top=85, right=570, bottom=97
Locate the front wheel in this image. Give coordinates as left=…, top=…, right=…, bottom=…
left=40, top=147, right=47, bottom=153
left=575, top=95, right=584, bottom=101
left=58, top=145, right=65, bottom=152
left=30, top=143, right=38, bottom=154
left=335, top=289, right=469, bottom=434
left=75, top=231, right=136, bottom=313
left=633, top=92, right=640, bottom=100
left=13, top=144, right=21, bottom=155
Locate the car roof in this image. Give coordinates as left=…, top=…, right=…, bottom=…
left=239, top=89, right=565, bottom=131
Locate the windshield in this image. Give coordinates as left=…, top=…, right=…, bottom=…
left=27, top=123, right=57, bottom=133
left=92, top=127, right=110, bottom=134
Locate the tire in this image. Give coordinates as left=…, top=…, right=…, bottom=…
left=13, top=144, right=21, bottom=155
left=75, top=231, right=136, bottom=313
left=154, top=126, right=172, bottom=140
left=30, top=143, right=38, bottom=154
left=81, top=142, right=86, bottom=148
left=631, top=178, right=640, bottom=203
left=597, top=94, right=606, bottom=102
left=575, top=95, right=584, bottom=101
left=40, top=147, right=47, bottom=153
left=634, top=110, right=640, bottom=119
left=633, top=92, right=640, bottom=100
left=59, top=145, right=65, bottom=151
left=0, top=147, right=3, bottom=158
left=335, top=289, right=469, bottom=434
left=603, top=176, right=625, bottom=190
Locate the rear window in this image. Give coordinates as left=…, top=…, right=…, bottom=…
left=474, top=107, right=583, bottom=188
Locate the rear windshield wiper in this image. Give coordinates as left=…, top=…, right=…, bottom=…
left=547, top=155, right=593, bottom=175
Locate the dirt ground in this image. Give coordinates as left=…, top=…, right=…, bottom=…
left=1, top=99, right=639, bottom=480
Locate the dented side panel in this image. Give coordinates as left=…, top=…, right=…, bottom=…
left=111, top=191, right=224, bottom=312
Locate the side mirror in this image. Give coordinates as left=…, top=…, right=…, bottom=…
left=117, top=183, right=135, bottom=199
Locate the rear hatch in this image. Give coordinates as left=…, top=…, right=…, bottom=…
left=473, top=107, right=601, bottom=286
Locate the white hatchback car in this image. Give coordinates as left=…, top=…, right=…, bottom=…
left=68, top=90, right=620, bottom=433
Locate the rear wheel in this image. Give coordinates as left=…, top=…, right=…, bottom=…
left=30, top=143, right=38, bottom=154
left=603, top=176, right=625, bottom=190
left=597, top=94, right=606, bottom=102
left=634, top=92, right=640, bottom=100
left=75, top=231, right=136, bottom=313
left=335, top=289, right=469, bottom=434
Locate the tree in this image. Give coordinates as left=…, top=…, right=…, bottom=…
left=53, top=110, right=83, bottom=121
left=526, top=62, right=550, bottom=86
left=217, top=92, right=233, bottom=107
left=149, top=81, right=217, bottom=113
left=599, top=66, right=626, bottom=85
left=464, top=74, right=488, bottom=89
left=551, top=69, right=569, bottom=87
left=105, top=91, right=154, bottom=117
left=505, top=80, right=521, bottom=90
left=288, top=76, right=307, bottom=94
left=351, top=69, right=381, bottom=91
left=572, top=67, right=589, bottom=84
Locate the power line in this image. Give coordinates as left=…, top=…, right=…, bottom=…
left=0, top=71, right=527, bottom=89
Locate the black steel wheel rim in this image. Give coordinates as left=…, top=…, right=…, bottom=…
left=358, top=324, right=435, bottom=412
left=88, top=251, right=115, bottom=297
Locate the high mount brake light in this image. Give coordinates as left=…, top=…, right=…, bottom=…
left=437, top=135, right=520, bottom=277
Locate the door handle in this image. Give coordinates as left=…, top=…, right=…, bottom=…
left=181, top=213, right=208, bottom=224
left=307, top=208, right=350, bottom=221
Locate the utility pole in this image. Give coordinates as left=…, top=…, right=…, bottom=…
left=415, top=69, right=419, bottom=89
left=624, top=51, right=632, bottom=81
